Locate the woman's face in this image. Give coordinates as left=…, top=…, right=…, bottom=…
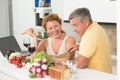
left=46, top=20, right=62, bottom=38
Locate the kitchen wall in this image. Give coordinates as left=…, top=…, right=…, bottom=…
left=0, top=0, right=10, bottom=37
left=117, top=0, right=120, bottom=77
left=12, top=0, right=35, bottom=50
left=100, top=23, right=117, bottom=55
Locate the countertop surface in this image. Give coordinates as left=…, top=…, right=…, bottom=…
left=0, top=52, right=117, bottom=80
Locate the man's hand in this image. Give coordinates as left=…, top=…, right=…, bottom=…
left=67, top=44, right=79, bottom=53
left=75, top=54, right=89, bottom=68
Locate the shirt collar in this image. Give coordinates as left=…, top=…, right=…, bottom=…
left=87, top=21, right=98, bottom=30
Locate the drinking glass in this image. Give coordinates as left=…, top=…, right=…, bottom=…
left=68, top=60, right=77, bottom=80
left=23, top=36, right=31, bottom=51
left=28, top=46, right=36, bottom=54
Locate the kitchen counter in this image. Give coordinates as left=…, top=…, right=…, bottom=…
left=0, top=52, right=117, bottom=80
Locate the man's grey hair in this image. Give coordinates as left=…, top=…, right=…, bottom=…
left=69, top=7, right=92, bottom=22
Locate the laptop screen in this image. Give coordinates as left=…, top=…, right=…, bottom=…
left=0, top=35, right=21, bottom=56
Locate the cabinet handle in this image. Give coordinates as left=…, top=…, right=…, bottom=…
left=110, top=0, right=116, bottom=1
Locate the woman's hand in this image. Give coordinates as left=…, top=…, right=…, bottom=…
left=21, top=28, right=36, bottom=38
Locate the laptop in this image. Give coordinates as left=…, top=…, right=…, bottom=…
left=0, top=35, right=29, bottom=56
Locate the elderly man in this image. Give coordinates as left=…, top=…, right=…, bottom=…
left=68, top=7, right=112, bottom=74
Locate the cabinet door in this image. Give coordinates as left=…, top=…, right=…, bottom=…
left=51, top=0, right=63, bottom=19
left=63, top=0, right=116, bottom=23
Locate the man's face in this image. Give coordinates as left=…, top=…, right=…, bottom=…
left=70, top=17, right=87, bottom=37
